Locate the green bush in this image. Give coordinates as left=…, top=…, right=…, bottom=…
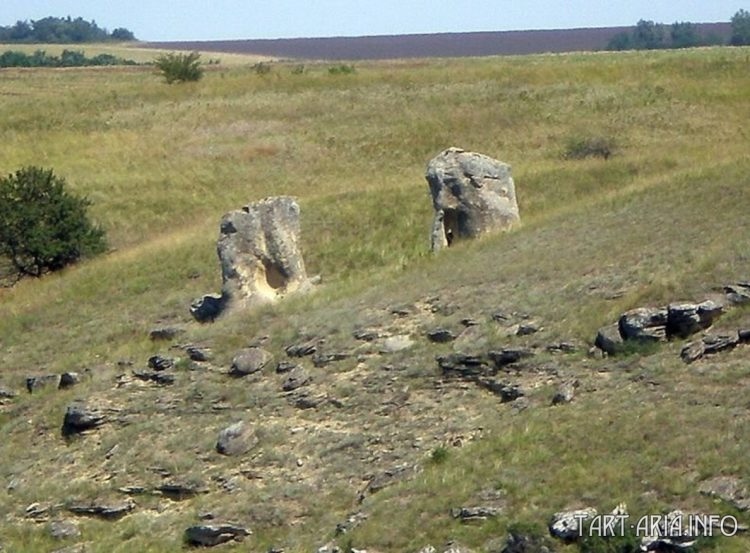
left=154, top=51, right=204, bottom=83
left=0, top=167, right=106, bottom=278
left=563, top=136, right=616, bottom=160
left=328, top=64, right=356, bottom=75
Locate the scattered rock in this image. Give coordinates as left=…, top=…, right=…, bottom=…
left=49, top=520, right=81, bottom=540
left=58, top=372, right=81, bottom=390
left=427, top=328, right=456, bottom=343
left=185, top=345, right=211, bottom=362
left=26, top=502, right=55, bottom=520
left=681, top=334, right=739, bottom=364
left=282, top=366, right=311, bottom=391
left=359, top=465, right=416, bottom=501
left=0, top=386, right=17, bottom=399
left=516, top=323, right=541, bottom=336
left=293, top=392, right=328, bottom=410
left=549, top=508, right=596, bottom=541
left=594, top=324, right=624, bottom=355
left=639, top=510, right=699, bottom=551
left=190, top=294, right=226, bottom=323
left=353, top=328, right=381, bottom=342
left=488, top=348, right=534, bottom=368
left=276, top=361, right=297, bottom=373
left=740, top=329, right=750, bottom=343
left=26, top=374, right=60, bottom=393
left=699, top=476, right=750, bottom=511
left=67, top=498, right=135, bottom=520
left=149, top=326, right=183, bottom=341
left=229, top=347, right=273, bottom=377
left=450, top=506, right=502, bottom=522
left=61, top=403, right=107, bottom=437
left=724, top=282, right=750, bottom=304
left=285, top=340, right=318, bottom=357
left=118, top=486, right=146, bottom=495
left=426, top=147, right=520, bottom=252
left=475, top=378, right=524, bottom=402
left=546, top=342, right=577, bottom=354
left=157, top=482, right=209, bottom=500
left=335, top=511, right=368, bottom=535
left=666, top=300, right=723, bottom=338
left=438, top=354, right=491, bottom=379
left=147, top=355, right=174, bottom=371
left=551, top=381, right=577, bottom=405
left=618, top=307, right=668, bottom=342
left=133, top=370, right=176, bottom=385
left=184, top=523, right=250, bottom=547
left=312, top=352, right=350, bottom=368
left=217, top=421, right=258, bottom=456
left=380, top=335, right=414, bottom=353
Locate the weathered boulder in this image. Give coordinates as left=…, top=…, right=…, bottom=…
left=191, top=197, right=313, bottom=321
left=594, top=324, right=624, bottom=355
left=216, top=421, right=258, bottom=456
left=229, top=347, right=273, bottom=377
left=549, top=508, right=596, bottom=541
left=426, top=147, right=519, bottom=252
left=618, top=307, right=668, bottom=342
left=666, top=300, right=723, bottom=338
left=49, top=519, right=81, bottom=540
left=681, top=333, right=739, bottom=364
left=698, top=476, right=750, bottom=511
left=61, top=403, right=107, bottom=437
left=724, top=281, right=750, bottom=305
left=282, top=366, right=311, bottom=391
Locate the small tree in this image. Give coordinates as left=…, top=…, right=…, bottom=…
left=154, top=51, right=204, bottom=83
left=731, top=9, right=750, bottom=46
left=0, top=167, right=106, bottom=278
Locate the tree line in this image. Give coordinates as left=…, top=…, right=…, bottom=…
left=0, top=16, right=135, bottom=43
left=607, top=10, right=750, bottom=50
left=0, top=49, right=139, bottom=68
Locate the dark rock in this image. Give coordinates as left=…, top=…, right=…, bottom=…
left=312, top=352, right=350, bottom=368
left=61, top=403, right=106, bottom=437
left=216, top=421, right=258, bottom=456
left=549, top=508, right=596, bottom=541
left=118, top=486, right=146, bottom=495
left=699, top=476, right=750, bottom=511
left=186, top=345, right=210, bottom=362
left=282, top=366, right=311, bottom=391
left=639, top=510, right=700, bottom=551
left=276, top=361, right=297, bottom=373
left=476, top=378, right=523, bottom=402
left=461, top=317, right=479, bottom=327
left=680, top=340, right=705, bottom=364
left=285, top=340, right=318, bottom=357
left=0, top=386, right=17, bottom=399
left=618, top=307, right=668, bottom=342
left=724, top=282, right=750, bottom=305
left=58, top=372, right=81, bottom=389
left=49, top=520, right=81, bottom=540
left=427, top=328, right=456, bottom=343
left=516, top=323, right=540, bottom=336
left=157, top=482, right=209, bottom=500
left=230, top=347, right=273, bottom=377
left=450, top=506, right=502, bottom=522
left=703, top=333, right=739, bottom=355
left=148, top=355, right=174, bottom=371
left=133, top=370, right=175, bottom=385
left=595, top=324, right=624, bottom=355
left=26, top=374, right=60, bottom=393
left=184, top=523, right=250, bottom=547
left=666, top=300, right=723, bottom=338
left=353, top=328, right=381, bottom=341
left=739, top=329, right=750, bottom=343
left=438, top=354, right=491, bottom=379
left=190, top=294, right=226, bottom=323
left=427, top=147, right=519, bottom=252
left=293, top=392, right=327, bottom=410
left=149, top=326, right=183, bottom=341
left=488, top=348, right=534, bottom=368
left=67, top=498, right=134, bottom=520
left=360, top=465, right=416, bottom=501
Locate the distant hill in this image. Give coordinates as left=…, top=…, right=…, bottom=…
left=144, top=22, right=731, bottom=60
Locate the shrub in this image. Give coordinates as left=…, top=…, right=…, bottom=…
left=154, top=51, right=204, bottom=83
left=0, top=167, right=106, bottom=278
left=429, top=446, right=449, bottom=464
left=731, top=9, right=750, bottom=46
left=252, top=62, right=271, bottom=75
left=563, top=136, right=616, bottom=160
left=328, top=64, right=356, bottom=75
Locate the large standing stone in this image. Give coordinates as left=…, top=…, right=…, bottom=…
left=426, top=147, right=519, bottom=252
left=191, top=197, right=313, bottom=321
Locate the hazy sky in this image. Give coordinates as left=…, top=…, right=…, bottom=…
left=2, top=1, right=746, bottom=41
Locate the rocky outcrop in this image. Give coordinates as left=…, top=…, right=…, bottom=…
left=61, top=403, right=107, bottom=437
left=549, top=508, right=596, bottom=541
left=191, top=197, right=314, bottom=321
left=184, top=523, right=250, bottom=547
left=426, top=147, right=519, bottom=252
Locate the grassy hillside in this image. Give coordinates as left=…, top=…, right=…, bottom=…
left=0, top=46, right=749, bottom=552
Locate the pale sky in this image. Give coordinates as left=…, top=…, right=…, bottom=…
left=1, top=1, right=746, bottom=41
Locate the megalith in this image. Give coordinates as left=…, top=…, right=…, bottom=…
left=426, top=147, right=520, bottom=252
left=191, top=196, right=313, bottom=322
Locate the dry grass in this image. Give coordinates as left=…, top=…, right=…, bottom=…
left=0, top=45, right=749, bottom=552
